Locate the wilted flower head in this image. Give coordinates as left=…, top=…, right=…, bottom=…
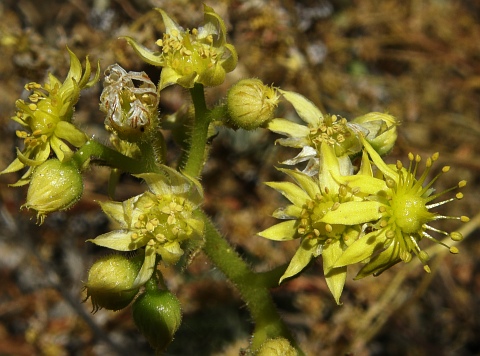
left=123, top=5, right=237, bottom=90
left=258, top=142, right=380, bottom=303
left=267, top=90, right=363, bottom=176
left=88, top=165, right=204, bottom=288
left=1, top=48, right=100, bottom=186
left=100, top=64, right=159, bottom=142
left=334, top=139, right=469, bottom=278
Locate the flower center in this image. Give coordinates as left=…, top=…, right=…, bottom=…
left=308, top=115, right=358, bottom=156
left=132, top=195, right=194, bottom=246
left=157, top=29, right=218, bottom=76
left=390, top=193, right=432, bottom=234
left=298, top=186, right=351, bottom=241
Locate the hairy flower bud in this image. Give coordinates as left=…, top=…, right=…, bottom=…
left=132, top=288, right=182, bottom=352
left=256, top=338, right=296, bottom=356
left=352, top=112, right=398, bottom=156
left=84, top=254, right=142, bottom=312
left=23, top=158, right=83, bottom=224
left=227, top=79, right=279, bottom=130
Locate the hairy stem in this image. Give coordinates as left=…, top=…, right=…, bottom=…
left=74, top=139, right=160, bottom=174
left=182, top=83, right=211, bottom=178
left=199, top=211, right=303, bottom=353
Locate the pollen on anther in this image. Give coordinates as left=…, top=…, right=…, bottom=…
left=458, top=180, right=467, bottom=188
left=442, top=166, right=450, bottom=173
left=325, top=224, right=333, bottom=233
left=450, top=232, right=463, bottom=241
left=460, top=216, right=470, bottom=222
left=449, top=246, right=459, bottom=254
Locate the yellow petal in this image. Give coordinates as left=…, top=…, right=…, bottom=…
left=257, top=220, right=298, bottom=241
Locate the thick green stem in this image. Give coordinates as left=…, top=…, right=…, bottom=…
left=182, top=83, right=211, bottom=178
left=199, top=211, right=303, bottom=353
left=74, top=140, right=160, bottom=174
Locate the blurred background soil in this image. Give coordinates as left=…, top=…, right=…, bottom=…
left=1, top=0, right=480, bottom=355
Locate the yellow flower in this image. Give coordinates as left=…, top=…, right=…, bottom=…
left=267, top=90, right=363, bottom=176
left=334, top=139, right=469, bottom=278
left=258, top=142, right=382, bottom=304
left=88, top=165, right=204, bottom=288
left=1, top=48, right=100, bottom=186
left=123, top=5, right=237, bottom=90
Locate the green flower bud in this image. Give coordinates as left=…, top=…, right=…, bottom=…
left=352, top=112, right=398, bottom=156
left=227, top=78, right=279, bottom=130
left=132, top=288, right=182, bottom=352
left=84, top=254, right=141, bottom=312
left=256, top=338, right=296, bottom=356
left=23, top=158, right=83, bottom=224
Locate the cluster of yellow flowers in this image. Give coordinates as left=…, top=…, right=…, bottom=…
left=259, top=90, right=468, bottom=303
left=0, top=4, right=468, bottom=314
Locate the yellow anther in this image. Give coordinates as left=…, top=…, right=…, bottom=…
left=146, top=222, right=154, bottom=231
left=385, top=230, right=395, bottom=239
left=325, top=224, right=333, bottom=233
left=450, top=232, right=463, bottom=241
left=418, top=250, right=429, bottom=263
left=449, top=246, right=459, bottom=254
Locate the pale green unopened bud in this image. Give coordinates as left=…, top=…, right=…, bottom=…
left=256, top=338, right=296, bottom=356
left=132, top=288, right=182, bottom=352
left=227, top=78, right=279, bottom=130
left=23, top=158, right=83, bottom=224
left=84, top=254, right=141, bottom=312
left=353, top=112, right=398, bottom=156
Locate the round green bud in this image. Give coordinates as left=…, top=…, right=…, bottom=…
left=352, top=112, right=398, bottom=156
left=132, top=288, right=182, bottom=352
left=23, top=158, right=83, bottom=224
left=226, top=78, right=279, bottom=130
left=84, top=254, right=141, bottom=312
left=256, top=338, right=296, bottom=356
